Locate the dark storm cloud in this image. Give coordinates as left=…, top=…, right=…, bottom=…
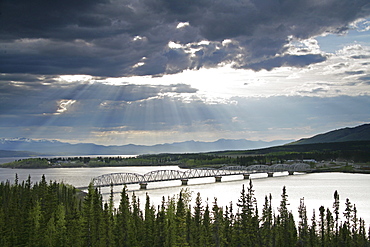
left=0, top=0, right=109, bottom=40
left=246, top=54, right=327, bottom=71
left=0, top=73, right=54, bottom=83
left=1, top=0, right=369, bottom=76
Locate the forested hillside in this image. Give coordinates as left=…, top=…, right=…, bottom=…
left=210, top=140, right=370, bottom=164
left=0, top=177, right=369, bottom=246
left=290, top=124, right=370, bottom=145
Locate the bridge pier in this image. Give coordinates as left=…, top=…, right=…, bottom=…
left=139, top=183, right=148, bottom=190
left=181, top=179, right=188, bottom=186
left=267, top=172, right=274, bottom=177
left=288, top=171, right=294, bottom=175
left=243, top=174, right=250, bottom=180
left=215, top=176, right=222, bottom=182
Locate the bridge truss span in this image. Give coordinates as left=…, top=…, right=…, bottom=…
left=144, top=170, right=186, bottom=182
left=91, top=163, right=311, bottom=188
left=92, top=172, right=144, bottom=187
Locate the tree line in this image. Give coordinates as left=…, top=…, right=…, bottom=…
left=2, top=149, right=369, bottom=169
left=0, top=176, right=369, bottom=246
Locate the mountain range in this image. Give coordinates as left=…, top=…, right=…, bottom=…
left=1, top=123, right=369, bottom=157
left=0, top=138, right=291, bottom=156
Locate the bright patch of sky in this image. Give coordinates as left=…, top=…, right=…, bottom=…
left=105, top=41, right=370, bottom=100
left=317, top=19, right=370, bottom=53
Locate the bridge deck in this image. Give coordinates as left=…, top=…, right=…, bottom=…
left=90, top=163, right=311, bottom=188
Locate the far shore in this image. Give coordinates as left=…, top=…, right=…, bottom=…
left=1, top=155, right=369, bottom=175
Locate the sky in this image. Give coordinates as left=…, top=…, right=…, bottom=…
left=1, top=0, right=370, bottom=146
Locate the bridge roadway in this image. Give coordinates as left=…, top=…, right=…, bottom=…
left=91, top=163, right=311, bottom=189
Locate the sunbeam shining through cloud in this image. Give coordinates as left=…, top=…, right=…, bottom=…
left=0, top=0, right=369, bottom=147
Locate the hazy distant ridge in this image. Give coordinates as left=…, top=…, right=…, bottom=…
left=0, top=138, right=291, bottom=156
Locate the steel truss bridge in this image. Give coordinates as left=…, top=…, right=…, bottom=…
left=91, top=163, right=311, bottom=189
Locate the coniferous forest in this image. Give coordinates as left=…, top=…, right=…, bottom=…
left=0, top=176, right=369, bottom=247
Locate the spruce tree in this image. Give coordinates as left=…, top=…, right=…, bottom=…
left=309, top=209, right=318, bottom=247
left=333, top=190, right=340, bottom=245
left=102, top=202, right=115, bottom=247
left=319, top=205, right=325, bottom=247
left=325, top=208, right=334, bottom=247
left=212, top=198, right=224, bottom=247
left=223, top=203, right=234, bottom=247
left=130, top=192, right=143, bottom=246
left=261, top=194, right=273, bottom=247
left=65, top=199, right=83, bottom=247
left=352, top=204, right=358, bottom=246
left=276, top=186, right=297, bottom=247
left=164, top=196, right=177, bottom=247
left=297, top=197, right=308, bottom=246
left=114, top=186, right=131, bottom=247
left=0, top=206, right=6, bottom=246
left=54, top=204, right=67, bottom=247
left=154, top=197, right=166, bottom=247
left=175, top=191, right=189, bottom=246
left=358, top=218, right=368, bottom=246
left=27, top=196, right=41, bottom=246
left=81, top=184, right=104, bottom=247
left=340, top=198, right=353, bottom=246
left=102, top=185, right=115, bottom=247
left=343, top=198, right=353, bottom=228
left=236, top=181, right=258, bottom=246
left=192, top=192, right=203, bottom=246
left=144, top=193, right=156, bottom=247
left=186, top=206, right=192, bottom=245
left=202, top=202, right=213, bottom=247
left=45, top=214, right=56, bottom=247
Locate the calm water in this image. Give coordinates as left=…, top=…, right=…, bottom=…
left=0, top=166, right=369, bottom=226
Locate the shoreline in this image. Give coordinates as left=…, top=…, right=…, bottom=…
left=1, top=164, right=370, bottom=175
left=309, top=169, right=370, bottom=175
